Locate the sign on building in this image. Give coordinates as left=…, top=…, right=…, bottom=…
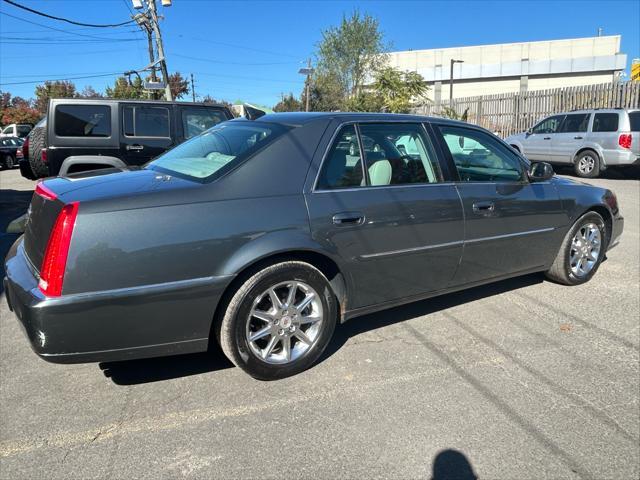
left=632, top=59, right=640, bottom=81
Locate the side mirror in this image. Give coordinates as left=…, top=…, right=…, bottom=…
left=528, top=162, right=554, bottom=182
left=525, top=128, right=532, bottom=137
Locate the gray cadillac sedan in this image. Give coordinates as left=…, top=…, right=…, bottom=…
left=4, top=113, right=624, bottom=379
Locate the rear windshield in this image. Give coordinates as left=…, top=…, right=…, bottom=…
left=629, top=111, right=640, bottom=132
left=147, top=121, right=288, bottom=181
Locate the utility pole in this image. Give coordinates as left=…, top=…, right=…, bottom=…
left=147, top=0, right=172, bottom=101
left=449, top=59, right=464, bottom=105
left=191, top=73, right=196, bottom=102
left=133, top=13, right=158, bottom=99
left=298, top=59, right=314, bottom=112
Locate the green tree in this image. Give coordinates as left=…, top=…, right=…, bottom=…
left=0, top=92, right=41, bottom=126
left=78, top=86, right=104, bottom=99
left=168, top=72, right=189, bottom=100
left=305, top=72, right=345, bottom=112
left=316, top=10, right=388, bottom=98
left=344, top=67, right=430, bottom=113
left=34, top=80, right=77, bottom=113
left=273, top=93, right=303, bottom=112
left=105, top=76, right=145, bottom=99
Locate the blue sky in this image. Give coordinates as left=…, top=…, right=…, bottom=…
left=1, top=0, right=639, bottom=107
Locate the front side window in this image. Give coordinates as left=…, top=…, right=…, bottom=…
left=559, top=114, right=590, bottom=133
left=531, top=115, right=564, bottom=134
left=55, top=105, right=111, bottom=137
left=147, top=121, right=286, bottom=181
left=123, top=106, right=170, bottom=137
left=358, top=123, right=442, bottom=185
left=440, top=125, right=525, bottom=182
left=592, top=113, right=620, bottom=132
left=182, top=108, right=228, bottom=139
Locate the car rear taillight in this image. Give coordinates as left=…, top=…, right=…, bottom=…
left=22, top=137, right=29, bottom=159
left=35, top=181, right=57, bottom=201
left=41, top=148, right=48, bottom=163
left=38, top=202, right=79, bottom=297
left=16, top=148, right=23, bottom=159
left=618, top=133, right=632, bottom=149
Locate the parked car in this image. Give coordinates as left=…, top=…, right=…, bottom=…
left=505, top=108, right=640, bottom=178
left=21, top=98, right=234, bottom=180
left=0, top=136, right=24, bottom=169
left=4, top=113, right=623, bottom=379
left=0, top=123, right=32, bottom=139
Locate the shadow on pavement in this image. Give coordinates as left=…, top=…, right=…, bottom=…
left=320, top=273, right=543, bottom=363
left=431, top=449, right=478, bottom=480
left=99, top=273, right=542, bottom=385
left=99, top=348, right=233, bottom=385
left=554, top=164, right=640, bottom=180
left=0, top=189, right=32, bottom=293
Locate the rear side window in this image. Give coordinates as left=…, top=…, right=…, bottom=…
left=560, top=114, right=590, bottom=133
left=317, top=125, right=363, bottom=189
left=55, top=105, right=111, bottom=137
left=592, top=113, right=619, bottom=132
left=629, top=111, right=640, bottom=132
left=182, top=108, right=228, bottom=139
left=123, top=106, right=170, bottom=137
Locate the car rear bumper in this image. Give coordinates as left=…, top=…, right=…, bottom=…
left=4, top=238, right=232, bottom=364
left=602, top=149, right=639, bottom=166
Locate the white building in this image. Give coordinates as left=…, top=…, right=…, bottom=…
left=386, top=35, right=627, bottom=105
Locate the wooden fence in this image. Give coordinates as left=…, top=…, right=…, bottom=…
left=414, top=81, right=640, bottom=137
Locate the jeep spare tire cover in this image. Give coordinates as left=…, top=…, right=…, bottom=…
left=28, top=120, right=48, bottom=178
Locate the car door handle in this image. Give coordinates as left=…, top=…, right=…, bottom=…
left=332, top=212, right=365, bottom=226
left=543, top=137, right=551, bottom=140
left=573, top=136, right=583, bottom=140
left=472, top=202, right=495, bottom=215
left=126, top=144, right=144, bottom=151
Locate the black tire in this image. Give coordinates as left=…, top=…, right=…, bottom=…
left=4, top=154, right=15, bottom=169
left=28, top=126, right=49, bottom=178
left=217, top=261, right=337, bottom=380
left=545, top=211, right=607, bottom=285
left=573, top=150, right=600, bottom=178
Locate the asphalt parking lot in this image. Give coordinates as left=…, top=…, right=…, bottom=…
left=0, top=167, right=638, bottom=479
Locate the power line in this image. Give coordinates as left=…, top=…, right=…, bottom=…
left=2, top=0, right=136, bottom=27
left=176, top=34, right=302, bottom=59
left=0, top=11, right=142, bottom=40
left=171, top=52, right=300, bottom=67
left=0, top=72, right=124, bottom=87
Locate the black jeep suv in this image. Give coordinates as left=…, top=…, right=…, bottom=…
left=21, top=98, right=234, bottom=179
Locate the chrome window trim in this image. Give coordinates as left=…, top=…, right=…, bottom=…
left=358, top=227, right=557, bottom=260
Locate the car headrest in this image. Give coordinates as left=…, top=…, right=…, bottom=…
left=368, top=160, right=392, bottom=186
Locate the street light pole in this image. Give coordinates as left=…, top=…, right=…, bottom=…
left=449, top=59, right=464, bottom=105
left=298, top=59, right=314, bottom=112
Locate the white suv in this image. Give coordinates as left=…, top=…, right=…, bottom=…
left=506, top=109, right=639, bottom=178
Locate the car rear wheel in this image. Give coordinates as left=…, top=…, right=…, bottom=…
left=28, top=126, right=49, bottom=178
left=217, top=261, right=337, bottom=380
left=3, top=155, right=14, bottom=169
left=545, top=211, right=607, bottom=285
left=574, top=151, right=600, bottom=178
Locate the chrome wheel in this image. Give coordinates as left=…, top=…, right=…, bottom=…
left=246, top=281, right=324, bottom=364
left=570, top=223, right=601, bottom=277
left=577, top=155, right=595, bottom=175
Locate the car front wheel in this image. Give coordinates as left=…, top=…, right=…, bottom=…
left=3, top=155, right=14, bottom=169
left=545, top=211, right=607, bottom=285
left=217, top=261, right=337, bottom=380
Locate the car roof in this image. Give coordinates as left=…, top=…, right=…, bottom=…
left=47, top=98, right=231, bottom=108
left=241, top=111, right=468, bottom=128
